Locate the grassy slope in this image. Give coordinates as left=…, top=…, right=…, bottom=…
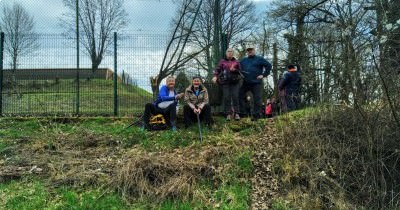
left=2, top=79, right=152, bottom=115
left=0, top=116, right=263, bottom=209
left=268, top=106, right=400, bottom=209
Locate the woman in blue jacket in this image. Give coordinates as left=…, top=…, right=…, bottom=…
left=142, top=76, right=184, bottom=131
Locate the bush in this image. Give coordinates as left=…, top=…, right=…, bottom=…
left=273, top=105, right=400, bottom=209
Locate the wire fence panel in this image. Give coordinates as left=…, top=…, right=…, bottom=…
left=0, top=0, right=228, bottom=117
left=0, top=32, right=174, bottom=116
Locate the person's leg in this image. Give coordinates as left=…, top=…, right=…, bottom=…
left=231, top=82, right=240, bottom=120
left=183, top=104, right=195, bottom=128
left=200, top=104, right=213, bottom=125
left=222, top=84, right=232, bottom=116
left=162, top=103, right=177, bottom=128
left=294, top=93, right=301, bottom=110
left=286, top=93, right=296, bottom=111
left=143, top=103, right=157, bottom=129
left=239, top=83, right=248, bottom=116
left=251, top=83, right=262, bottom=120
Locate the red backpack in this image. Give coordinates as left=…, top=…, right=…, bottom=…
left=265, top=103, right=272, bottom=115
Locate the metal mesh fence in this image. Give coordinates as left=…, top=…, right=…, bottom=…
left=0, top=0, right=184, bottom=116
left=0, top=0, right=269, bottom=116
left=0, top=32, right=176, bottom=116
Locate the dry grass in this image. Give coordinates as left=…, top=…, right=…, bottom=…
left=271, top=105, right=400, bottom=209
left=114, top=145, right=232, bottom=201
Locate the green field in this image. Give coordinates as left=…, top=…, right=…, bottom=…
left=0, top=117, right=262, bottom=209
left=1, top=79, right=152, bottom=116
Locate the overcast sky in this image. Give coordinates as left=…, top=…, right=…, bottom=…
left=0, top=0, right=272, bottom=91
left=0, top=0, right=272, bottom=33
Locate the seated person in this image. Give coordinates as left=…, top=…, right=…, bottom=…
left=142, top=76, right=184, bottom=131
left=183, top=76, right=213, bottom=128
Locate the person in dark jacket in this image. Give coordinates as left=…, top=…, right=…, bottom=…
left=184, top=76, right=213, bottom=128
left=278, top=64, right=301, bottom=112
left=212, top=48, right=242, bottom=121
left=142, top=76, right=184, bottom=131
left=239, top=45, right=272, bottom=121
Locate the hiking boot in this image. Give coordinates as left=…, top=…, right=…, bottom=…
left=234, top=113, right=240, bottom=121
left=226, top=114, right=232, bottom=121
left=251, top=114, right=260, bottom=121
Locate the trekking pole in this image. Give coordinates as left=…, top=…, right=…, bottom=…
left=124, top=115, right=143, bottom=130
left=196, top=113, right=203, bottom=142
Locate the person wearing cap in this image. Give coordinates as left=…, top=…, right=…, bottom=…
left=278, top=64, right=301, bottom=112
left=183, top=76, right=213, bottom=128
left=142, top=76, right=184, bottom=131
left=212, top=48, right=242, bottom=121
left=239, top=45, right=272, bottom=121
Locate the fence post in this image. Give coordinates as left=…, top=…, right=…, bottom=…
left=75, top=0, right=80, bottom=116
left=113, top=32, right=118, bottom=116
left=0, top=32, right=4, bottom=116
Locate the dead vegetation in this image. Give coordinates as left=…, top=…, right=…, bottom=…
left=114, top=141, right=252, bottom=202
left=1, top=118, right=263, bottom=208
left=271, top=106, right=400, bottom=209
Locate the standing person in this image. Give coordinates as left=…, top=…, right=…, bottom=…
left=212, top=48, right=242, bottom=121
left=239, top=45, right=272, bottom=121
left=278, top=64, right=301, bottom=112
left=142, top=76, right=184, bottom=131
left=183, top=76, right=213, bottom=128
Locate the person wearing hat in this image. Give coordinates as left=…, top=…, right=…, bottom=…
left=278, top=64, right=301, bottom=112
left=239, top=45, right=272, bottom=121
left=183, top=76, right=213, bottom=128
left=212, top=48, right=242, bottom=121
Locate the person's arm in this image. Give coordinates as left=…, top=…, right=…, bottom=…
left=198, top=89, right=209, bottom=109
left=158, top=86, right=175, bottom=101
left=213, top=60, right=223, bottom=83
left=213, top=60, right=224, bottom=77
left=184, top=89, right=196, bottom=110
left=278, top=73, right=290, bottom=90
left=229, top=60, right=240, bottom=72
left=260, top=57, right=272, bottom=77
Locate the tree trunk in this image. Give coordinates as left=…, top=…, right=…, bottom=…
left=150, top=76, right=159, bottom=101
left=12, top=54, right=17, bottom=94
left=272, top=43, right=279, bottom=98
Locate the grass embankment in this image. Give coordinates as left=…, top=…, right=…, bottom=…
left=2, top=79, right=152, bottom=115
left=0, top=117, right=263, bottom=209
left=269, top=105, right=400, bottom=209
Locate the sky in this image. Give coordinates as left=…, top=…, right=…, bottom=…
left=0, top=0, right=272, bottom=91
left=0, top=0, right=272, bottom=33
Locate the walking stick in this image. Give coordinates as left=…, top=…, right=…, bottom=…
left=124, top=115, right=143, bottom=130
left=196, top=113, right=203, bottom=142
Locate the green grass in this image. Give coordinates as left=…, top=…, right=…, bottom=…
left=2, top=79, right=152, bottom=116
left=0, top=117, right=263, bottom=209
left=0, top=179, right=130, bottom=210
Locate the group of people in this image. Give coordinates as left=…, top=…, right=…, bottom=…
left=213, top=46, right=272, bottom=121
left=142, top=45, right=301, bottom=131
left=142, top=75, right=212, bottom=131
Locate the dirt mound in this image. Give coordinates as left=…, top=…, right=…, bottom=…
left=114, top=146, right=229, bottom=201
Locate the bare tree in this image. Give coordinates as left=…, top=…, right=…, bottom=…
left=60, top=0, right=128, bottom=72
left=172, top=0, right=256, bottom=79
left=150, top=0, right=204, bottom=98
left=0, top=2, right=39, bottom=86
